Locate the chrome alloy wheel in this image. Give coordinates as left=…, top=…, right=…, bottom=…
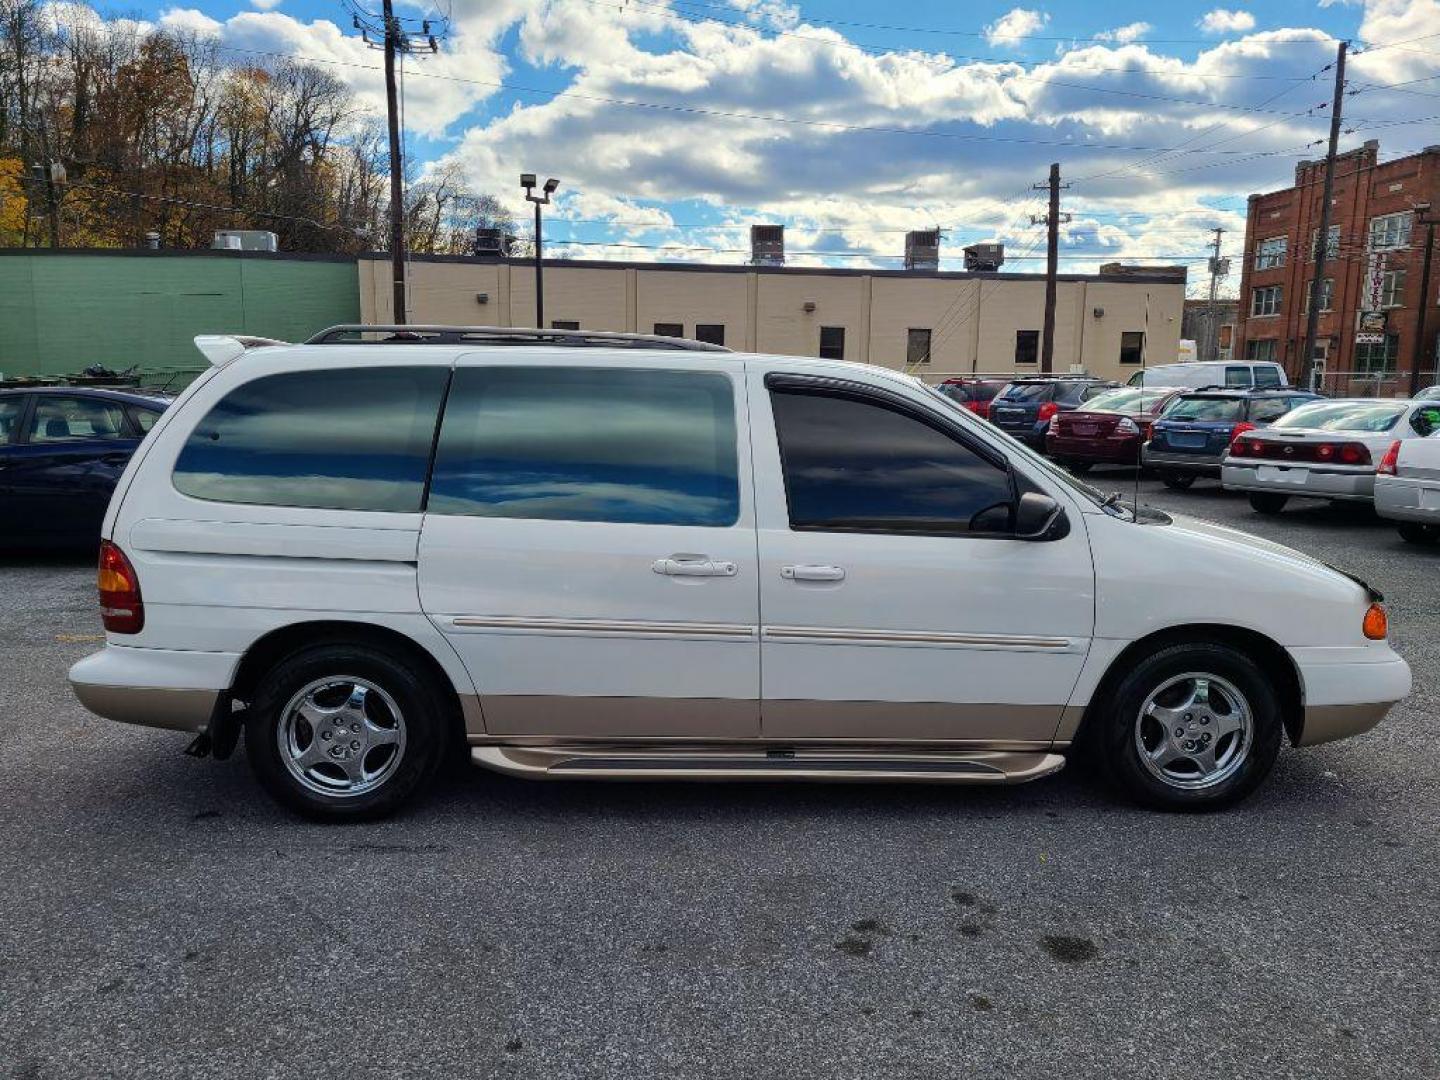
left=278, top=677, right=407, bottom=798
left=1134, top=673, right=1253, bottom=791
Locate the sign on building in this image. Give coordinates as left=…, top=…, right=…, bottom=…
left=1363, top=253, right=1387, bottom=311
left=1356, top=309, right=1388, bottom=346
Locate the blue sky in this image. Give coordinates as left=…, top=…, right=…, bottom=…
left=71, top=0, right=1440, bottom=290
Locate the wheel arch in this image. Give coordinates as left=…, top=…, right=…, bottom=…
left=1073, top=624, right=1304, bottom=749
left=226, top=620, right=469, bottom=751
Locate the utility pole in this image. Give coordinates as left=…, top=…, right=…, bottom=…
left=1032, top=163, right=1070, bottom=373
left=381, top=0, right=406, bottom=324
left=1206, top=227, right=1226, bottom=362
left=1409, top=205, right=1436, bottom=396
left=353, top=1, right=442, bottom=325
left=1301, top=39, right=1347, bottom=384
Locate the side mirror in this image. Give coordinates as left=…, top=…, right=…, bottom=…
left=1014, top=491, right=1066, bottom=541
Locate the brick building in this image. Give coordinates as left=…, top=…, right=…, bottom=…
left=1234, top=140, right=1440, bottom=393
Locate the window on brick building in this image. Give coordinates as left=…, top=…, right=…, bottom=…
left=1254, top=236, right=1287, bottom=270
left=1302, top=279, right=1333, bottom=314
left=1245, top=340, right=1278, bottom=363
left=1369, top=212, right=1413, bottom=251
left=1252, top=285, right=1282, bottom=317
left=1309, top=225, right=1341, bottom=261
left=1355, top=334, right=1401, bottom=372
left=1382, top=269, right=1406, bottom=309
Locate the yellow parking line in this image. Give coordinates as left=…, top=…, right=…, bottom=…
left=55, top=633, right=105, bottom=644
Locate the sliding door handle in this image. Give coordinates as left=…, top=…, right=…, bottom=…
left=653, top=555, right=738, bottom=577
left=781, top=564, right=846, bottom=582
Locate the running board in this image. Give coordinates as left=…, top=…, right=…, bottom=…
left=470, top=746, right=1066, bottom=784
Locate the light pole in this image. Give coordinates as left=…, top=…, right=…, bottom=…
left=1409, top=202, right=1437, bottom=397
left=522, top=174, right=560, bottom=329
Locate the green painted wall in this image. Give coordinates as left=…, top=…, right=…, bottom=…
left=0, top=252, right=359, bottom=379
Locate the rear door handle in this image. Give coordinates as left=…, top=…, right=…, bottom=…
left=652, top=555, right=738, bottom=577
left=781, top=564, right=846, bottom=582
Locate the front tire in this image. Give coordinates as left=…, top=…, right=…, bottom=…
left=1249, top=492, right=1289, bottom=515
left=1092, top=643, right=1283, bottom=811
left=1398, top=522, right=1440, bottom=545
left=244, top=644, right=450, bottom=821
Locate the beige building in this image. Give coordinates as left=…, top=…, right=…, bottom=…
left=359, top=255, right=1187, bottom=382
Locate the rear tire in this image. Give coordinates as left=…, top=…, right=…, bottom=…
left=1161, top=473, right=1195, bottom=490
left=1091, top=642, right=1283, bottom=811
left=244, top=643, right=450, bottom=821
left=1249, top=492, right=1289, bottom=515
left=1398, top=521, right=1440, bottom=545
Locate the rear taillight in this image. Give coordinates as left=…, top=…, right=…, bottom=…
left=1230, top=421, right=1256, bottom=441
left=98, top=540, right=144, bottom=634
left=1377, top=440, right=1402, bottom=476
left=1230, top=430, right=1262, bottom=456
left=1319, top=442, right=1371, bottom=466
left=1115, top=416, right=1140, bottom=436
left=1037, top=402, right=1059, bottom=423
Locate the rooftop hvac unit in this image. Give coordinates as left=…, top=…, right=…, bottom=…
left=904, top=229, right=941, bottom=271
left=751, top=224, right=784, bottom=266
left=963, top=243, right=1004, bottom=272
left=475, top=227, right=506, bottom=255
left=211, top=230, right=278, bottom=252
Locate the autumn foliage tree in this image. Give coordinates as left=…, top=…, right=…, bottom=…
left=0, top=0, right=509, bottom=253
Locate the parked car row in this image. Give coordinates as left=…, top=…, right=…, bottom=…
left=966, top=363, right=1440, bottom=549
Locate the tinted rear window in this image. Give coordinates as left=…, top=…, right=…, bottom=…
left=172, top=367, right=448, bottom=512
left=998, top=383, right=1052, bottom=402
left=1164, top=397, right=1244, bottom=422
left=428, top=367, right=739, bottom=526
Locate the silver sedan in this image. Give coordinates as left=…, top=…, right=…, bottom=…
left=1222, top=398, right=1440, bottom=515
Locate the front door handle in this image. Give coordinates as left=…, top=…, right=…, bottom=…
left=652, top=555, right=738, bottom=577
left=781, top=564, right=846, bottom=582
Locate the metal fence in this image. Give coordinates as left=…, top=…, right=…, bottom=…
left=1309, top=369, right=1439, bottom=398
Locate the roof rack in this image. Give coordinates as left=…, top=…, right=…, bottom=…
left=1005, top=372, right=1103, bottom=381
left=305, top=325, right=731, bottom=352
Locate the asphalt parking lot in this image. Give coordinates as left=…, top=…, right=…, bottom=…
left=1, top=475, right=1436, bottom=1080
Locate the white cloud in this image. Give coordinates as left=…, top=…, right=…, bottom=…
left=248, top=0, right=282, bottom=11
left=984, top=8, right=1050, bottom=47
left=1094, top=22, right=1152, bottom=44
left=1197, top=9, right=1257, bottom=34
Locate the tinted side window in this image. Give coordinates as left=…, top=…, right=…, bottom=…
left=429, top=367, right=739, bottom=527
left=1253, top=365, right=1283, bottom=387
left=131, top=407, right=162, bottom=434
left=1224, top=366, right=1252, bottom=387
left=30, top=396, right=127, bottom=442
left=173, top=367, right=448, bottom=512
left=0, top=397, right=24, bottom=445
left=771, top=390, right=1013, bottom=534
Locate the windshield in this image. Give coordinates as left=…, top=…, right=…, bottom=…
left=1163, top=396, right=1244, bottom=422
left=1083, top=388, right=1172, bottom=414
left=1272, top=401, right=1405, bottom=433
left=922, top=385, right=1125, bottom=516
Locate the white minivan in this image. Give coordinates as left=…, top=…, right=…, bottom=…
left=69, top=326, right=1410, bottom=819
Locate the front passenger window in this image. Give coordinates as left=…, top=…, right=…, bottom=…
left=771, top=389, right=1013, bottom=534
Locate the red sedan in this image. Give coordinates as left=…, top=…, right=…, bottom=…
left=1045, top=386, right=1182, bottom=471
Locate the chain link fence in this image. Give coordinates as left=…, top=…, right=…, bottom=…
left=1308, top=369, right=1440, bottom=398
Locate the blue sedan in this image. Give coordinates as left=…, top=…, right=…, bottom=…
left=0, top=386, right=171, bottom=550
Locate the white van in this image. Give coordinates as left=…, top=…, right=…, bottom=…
left=69, top=326, right=1409, bottom=819
left=1127, top=361, right=1289, bottom=390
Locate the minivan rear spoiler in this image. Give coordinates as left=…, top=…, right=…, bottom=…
left=193, top=335, right=289, bottom=368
